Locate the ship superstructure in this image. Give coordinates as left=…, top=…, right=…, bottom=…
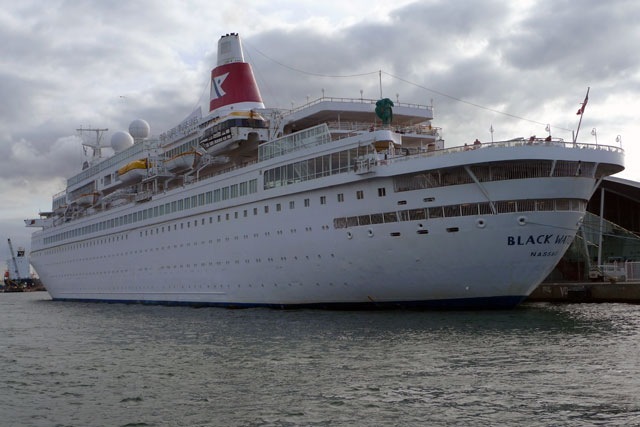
left=26, top=33, right=625, bottom=308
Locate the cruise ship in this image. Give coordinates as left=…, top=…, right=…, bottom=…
left=26, top=33, right=625, bottom=309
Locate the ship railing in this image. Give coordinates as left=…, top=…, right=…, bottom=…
left=286, top=96, right=433, bottom=115
left=52, top=189, right=67, bottom=200
left=326, top=121, right=440, bottom=137
left=384, top=138, right=624, bottom=164
left=487, top=137, right=624, bottom=153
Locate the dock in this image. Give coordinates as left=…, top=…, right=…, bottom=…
left=528, top=281, right=640, bottom=303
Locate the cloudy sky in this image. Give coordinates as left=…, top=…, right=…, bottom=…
left=1, top=0, right=639, bottom=265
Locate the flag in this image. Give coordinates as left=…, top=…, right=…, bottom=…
left=576, top=92, right=589, bottom=115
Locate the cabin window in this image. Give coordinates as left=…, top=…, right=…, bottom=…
left=249, top=179, right=258, bottom=194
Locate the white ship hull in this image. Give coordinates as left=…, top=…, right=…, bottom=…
left=29, top=142, right=622, bottom=309
left=26, top=33, right=625, bottom=309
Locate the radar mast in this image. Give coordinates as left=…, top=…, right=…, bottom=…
left=76, top=126, right=109, bottom=166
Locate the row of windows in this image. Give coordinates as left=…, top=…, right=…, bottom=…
left=333, top=198, right=587, bottom=229
left=264, top=156, right=592, bottom=196
left=258, top=124, right=330, bottom=161
left=44, top=178, right=259, bottom=245
left=263, top=146, right=368, bottom=189
left=394, top=160, right=595, bottom=192
left=38, top=185, right=375, bottom=253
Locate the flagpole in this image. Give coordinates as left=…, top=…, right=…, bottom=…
left=573, top=87, right=590, bottom=144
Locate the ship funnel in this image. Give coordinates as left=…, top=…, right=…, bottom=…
left=209, top=33, right=264, bottom=116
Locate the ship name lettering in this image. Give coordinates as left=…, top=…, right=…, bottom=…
left=530, top=251, right=558, bottom=257
left=507, top=234, right=554, bottom=246
left=554, top=234, right=572, bottom=244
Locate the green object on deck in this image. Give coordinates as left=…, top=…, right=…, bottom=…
left=375, top=98, right=394, bottom=125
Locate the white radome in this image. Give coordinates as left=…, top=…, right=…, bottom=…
left=129, top=119, right=150, bottom=140
left=110, top=131, right=134, bottom=152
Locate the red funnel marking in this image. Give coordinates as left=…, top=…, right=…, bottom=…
left=209, top=62, right=263, bottom=113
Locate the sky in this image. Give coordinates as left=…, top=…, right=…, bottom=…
left=2, top=0, right=640, bottom=267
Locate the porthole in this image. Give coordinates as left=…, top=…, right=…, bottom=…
left=346, top=231, right=353, bottom=239
left=518, top=216, right=527, bottom=226
left=367, top=229, right=374, bottom=237
left=476, top=218, right=486, bottom=228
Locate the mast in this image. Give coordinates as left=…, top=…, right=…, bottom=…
left=573, top=87, right=590, bottom=144
left=76, top=127, right=109, bottom=165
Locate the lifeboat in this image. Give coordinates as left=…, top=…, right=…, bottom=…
left=74, top=192, right=100, bottom=206
left=164, top=150, right=201, bottom=172
left=53, top=204, right=68, bottom=215
left=118, top=158, right=148, bottom=183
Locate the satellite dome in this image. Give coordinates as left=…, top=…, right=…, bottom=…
left=129, top=119, right=150, bottom=140
left=110, top=131, right=134, bottom=153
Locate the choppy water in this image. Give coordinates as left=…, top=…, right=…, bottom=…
left=2, top=292, right=640, bottom=427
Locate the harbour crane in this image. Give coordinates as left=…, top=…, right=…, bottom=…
left=7, top=238, right=19, bottom=280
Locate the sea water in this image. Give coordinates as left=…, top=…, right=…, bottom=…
left=1, top=292, right=639, bottom=426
